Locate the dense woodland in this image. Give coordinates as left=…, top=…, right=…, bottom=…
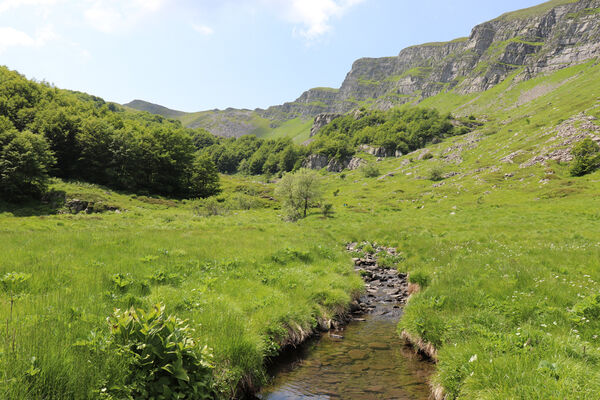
left=0, top=66, right=220, bottom=201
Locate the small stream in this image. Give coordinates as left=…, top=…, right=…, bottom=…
left=257, top=243, right=434, bottom=400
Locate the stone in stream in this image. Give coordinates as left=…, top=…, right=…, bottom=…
left=347, top=349, right=369, bottom=360
left=368, top=342, right=390, bottom=350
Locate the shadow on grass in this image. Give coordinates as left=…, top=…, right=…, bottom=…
left=0, top=200, right=62, bottom=217
left=0, top=189, right=65, bottom=217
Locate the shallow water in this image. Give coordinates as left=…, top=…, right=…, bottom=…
left=258, top=312, right=434, bottom=400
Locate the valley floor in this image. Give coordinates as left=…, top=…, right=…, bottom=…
left=2, top=61, right=600, bottom=399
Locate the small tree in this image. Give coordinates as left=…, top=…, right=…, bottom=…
left=570, top=138, right=600, bottom=177
left=275, top=168, right=323, bottom=221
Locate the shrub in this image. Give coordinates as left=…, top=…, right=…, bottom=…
left=193, top=197, right=226, bottom=217
left=361, top=163, right=380, bottom=178
left=428, top=166, right=444, bottom=181
left=102, top=304, right=214, bottom=399
left=570, top=138, right=600, bottom=176
left=321, top=203, right=334, bottom=218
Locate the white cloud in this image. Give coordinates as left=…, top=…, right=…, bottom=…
left=84, top=0, right=167, bottom=34
left=264, top=0, right=366, bottom=40
left=0, top=0, right=62, bottom=13
left=192, top=24, right=214, bottom=36
left=0, top=25, right=58, bottom=53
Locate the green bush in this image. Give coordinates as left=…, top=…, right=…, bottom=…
left=321, top=203, right=334, bottom=218
left=570, top=138, right=600, bottom=176
left=102, top=304, right=214, bottom=400
left=428, top=166, right=444, bottom=181
left=361, top=163, right=380, bottom=178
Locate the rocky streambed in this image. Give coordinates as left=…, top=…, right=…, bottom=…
left=257, top=243, right=433, bottom=400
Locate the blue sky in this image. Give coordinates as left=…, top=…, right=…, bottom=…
left=0, top=0, right=547, bottom=111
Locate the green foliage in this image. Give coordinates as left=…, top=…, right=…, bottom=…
left=102, top=304, right=214, bottom=399
left=0, top=66, right=219, bottom=199
left=321, top=203, right=334, bottom=218
left=0, top=272, right=31, bottom=296
left=408, top=271, right=430, bottom=288
left=360, top=162, right=380, bottom=178
left=570, top=138, right=600, bottom=176
left=0, top=119, right=54, bottom=201
left=189, top=155, right=221, bottom=198
left=571, top=294, right=600, bottom=322
left=428, top=165, right=444, bottom=181
left=199, top=136, right=306, bottom=176
left=310, top=107, right=462, bottom=160
left=275, top=169, right=323, bottom=221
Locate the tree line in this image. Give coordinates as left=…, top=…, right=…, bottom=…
left=0, top=66, right=220, bottom=202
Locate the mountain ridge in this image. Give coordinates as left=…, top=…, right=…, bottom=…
left=125, top=0, right=600, bottom=137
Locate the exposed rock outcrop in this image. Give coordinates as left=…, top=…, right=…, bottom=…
left=310, top=113, right=342, bottom=137
left=260, top=0, right=600, bottom=119
left=347, top=157, right=367, bottom=170
left=302, top=154, right=329, bottom=170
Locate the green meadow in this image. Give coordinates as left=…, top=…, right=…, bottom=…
left=1, top=59, right=600, bottom=399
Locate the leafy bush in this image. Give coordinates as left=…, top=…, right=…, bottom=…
left=361, top=163, right=380, bottom=178
left=570, top=138, right=600, bottom=176
left=321, top=203, right=334, bottom=218
left=428, top=165, right=444, bottom=181
left=571, top=294, right=600, bottom=322
left=102, top=304, right=214, bottom=400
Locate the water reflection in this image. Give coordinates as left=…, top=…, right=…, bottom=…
left=259, top=313, right=433, bottom=400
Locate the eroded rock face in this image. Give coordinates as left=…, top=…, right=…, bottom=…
left=347, top=157, right=367, bottom=170
left=327, top=158, right=346, bottom=173
left=259, top=0, right=600, bottom=119
left=302, top=154, right=329, bottom=170
left=358, top=145, right=391, bottom=157
left=310, top=113, right=342, bottom=137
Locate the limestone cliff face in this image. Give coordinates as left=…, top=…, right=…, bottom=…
left=262, top=0, right=600, bottom=119
left=127, top=0, right=600, bottom=137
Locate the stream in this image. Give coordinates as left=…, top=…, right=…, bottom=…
left=257, top=243, right=434, bottom=400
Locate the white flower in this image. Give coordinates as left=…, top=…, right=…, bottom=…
left=469, top=354, right=478, bottom=362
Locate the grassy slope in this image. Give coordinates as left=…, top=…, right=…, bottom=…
left=0, top=179, right=363, bottom=398
left=1, top=62, right=599, bottom=399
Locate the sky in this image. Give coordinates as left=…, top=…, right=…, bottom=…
left=0, top=0, right=548, bottom=112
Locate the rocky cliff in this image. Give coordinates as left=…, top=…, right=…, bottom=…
left=126, top=0, right=600, bottom=136
left=260, top=0, right=600, bottom=118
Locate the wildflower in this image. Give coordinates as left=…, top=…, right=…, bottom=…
left=469, top=354, right=478, bottom=362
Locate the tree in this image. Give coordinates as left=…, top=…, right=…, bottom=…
left=570, top=137, right=600, bottom=177
left=0, top=121, right=55, bottom=201
left=275, top=168, right=322, bottom=221
left=189, top=154, right=221, bottom=198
